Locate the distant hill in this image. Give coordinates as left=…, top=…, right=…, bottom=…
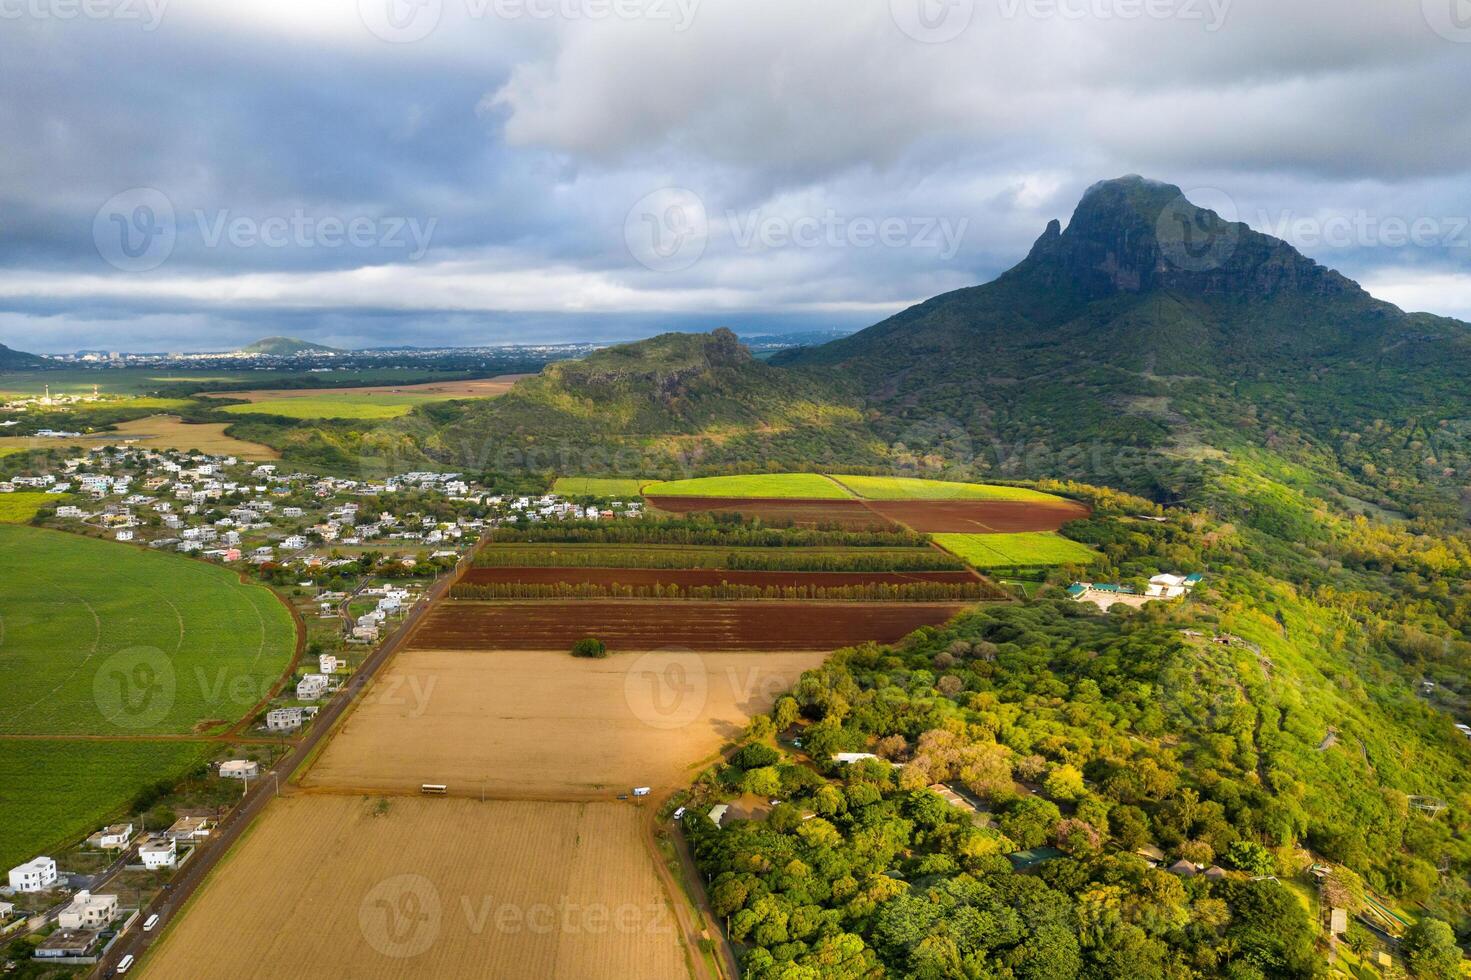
left=239, top=336, right=340, bottom=355
left=0, top=343, right=51, bottom=371
left=431, top=328, right=880, bottom=476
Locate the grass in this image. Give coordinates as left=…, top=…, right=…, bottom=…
left=0, top=492, right=66, bottom=523
left=642, top=473, right=854, bottom=498
left=830, top=474, right=1065, bottom=503
left=219, top=393, right=448, bottom=420
left=0, top=525, right=298, bottom=735
left=933, top=531, right=1098, bottom=569
left=0, top=739, right=213, bottom=871
left=551, top=477, right=646, bottom=498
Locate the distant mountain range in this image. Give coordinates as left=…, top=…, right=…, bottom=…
left=431, top=176, right=1470, bottom=515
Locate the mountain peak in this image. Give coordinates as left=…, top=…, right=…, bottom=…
left=1015, top=176, right=1359, bottom=301
left=240, top=336, right=339, bottom=355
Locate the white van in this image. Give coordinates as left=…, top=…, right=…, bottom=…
left=144, top=914, right=160, bottom=931
left=672, top=807, right=686, bottom=820
left=117, top=953, right=136, bottom=973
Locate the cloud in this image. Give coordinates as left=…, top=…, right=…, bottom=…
left=1, top=0, right=1469, bottom=351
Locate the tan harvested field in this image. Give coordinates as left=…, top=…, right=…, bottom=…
left=0, top=414, right=279, bottom=459
left=412, top=599, right=967, bottom=650
left=199, top=374, right=530, bottom=402
left=303, top=648, right=824, bottom=797
left=143, top=796, right=690, bottom=980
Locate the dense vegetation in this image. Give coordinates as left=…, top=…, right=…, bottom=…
left=683, top=474, right=1471, bottom=976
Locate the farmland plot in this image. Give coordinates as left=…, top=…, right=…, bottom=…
left=143, top=796, right=691, bottom=980
left=409, top=600, right=966, bottom=651
left=0, top=525, right=297, bottom=734
left=303, top=648, right=825, bottom=797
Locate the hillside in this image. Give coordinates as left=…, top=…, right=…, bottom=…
left=0, top=342, right=51, bottom=371
left=779, top=176, right=1471, bottom=513
left=427, top=328, right=881, bottom=478
left=239, top=336, right=340, bottom=355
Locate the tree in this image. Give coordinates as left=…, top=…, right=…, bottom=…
left=1224, top=841, right=1276, bottom=878
left=999, top=797, right=1062, bottom=850
left=1044, top=764, right=1086, bottom=802
left=1404, top=918, right=1462, bottom=980
left=570, top=636, right=607, bottom=658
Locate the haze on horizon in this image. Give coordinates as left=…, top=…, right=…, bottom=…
left=2, top=0, right=1470, bottom=354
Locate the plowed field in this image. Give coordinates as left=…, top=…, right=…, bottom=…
left=142, top=796, right=690, bottom=980
left=410, top=600, right=967, bottom=651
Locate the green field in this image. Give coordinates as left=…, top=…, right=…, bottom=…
left=551, top=477, right=646, bottom=498
left=0, top=492, right=66, bottom=523
left=934, top=531, right=1098, bottom=569
left=219, top=393, right=453, bottom=420
left=642, top=473, right=854, bottom=498
left=831, top=474, right=1065, bottom=503
left=0, top=739, right=212, bottom=871
left=0, top=525, right=298, bottom=735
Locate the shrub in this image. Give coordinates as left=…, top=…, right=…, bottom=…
left=570, top=637, right=608, bottom=658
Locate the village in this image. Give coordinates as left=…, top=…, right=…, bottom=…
left=0, top=446, right=646, bottom=971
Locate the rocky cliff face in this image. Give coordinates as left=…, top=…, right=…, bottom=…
left=1015, top=175, right=1363, bottom=301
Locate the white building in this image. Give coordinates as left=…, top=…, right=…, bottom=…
left=164, top=816, right=212, bottom=842
left=8, top=856, right=58, bottom=892
left=139, top=838, right=177, bottom=870
left=296, top=673, right=329, bottom=700
left=219, top=759, right=259, bottom=779
left=266, top=707, right=304, bottom=731
left=58, top=891, right=118, bottom=930
left=87, top=823, right=134, bottom=850
left=318, top=654, right=339, bottom=674
left=115, top=529, right=135, bottom=542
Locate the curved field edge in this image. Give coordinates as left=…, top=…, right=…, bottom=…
left=0, top=739, right=213, bottom=870
left=0, top=525, right=299, bottom=735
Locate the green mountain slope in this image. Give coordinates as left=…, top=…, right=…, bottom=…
left=0, top=342, right=51, bottom=371
left=780, top=176, right=1471, bottom=512
left=427, top=328, right=882, bottom=477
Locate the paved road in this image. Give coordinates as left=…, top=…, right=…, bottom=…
left=90, top=550, right=471, bottom=978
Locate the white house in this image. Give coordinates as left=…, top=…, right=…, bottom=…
left=318, top=654, right=339, bottom=674
left=1146, top=573, right=1204, bottom=599
left=219, top=759, right=259, bottom=779
left=139, top=838, right=177, bottom=870
left=86, top=823, right=134, bottom=850
left=164, top=816, right=212, bottom=842
left=8, top=856, right=57, bottom=892
left=57, top=891, right=118, bottom=930
left=283, top=535, right=307, bottom=549
left=266, top=707, right=304, bottom=731
left=115, top=529, right=135, bottom=542
left=832, top=752, right=881, bottom=764
left=296, top=673, right=328, bottom=700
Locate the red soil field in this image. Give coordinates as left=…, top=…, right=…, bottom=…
left=457, top=567, right=980, bottom=588
left=866, top=498, right=1091, bottom=533
left=643, top=495, right=892, bottom=529
left=643, top=495, right=1090, bottom=533
left=410, top=600, right=968, bottom=651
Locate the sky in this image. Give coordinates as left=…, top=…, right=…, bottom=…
left=1, top=0, right=1469, bottom=353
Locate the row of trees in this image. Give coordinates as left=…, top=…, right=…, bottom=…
left=450, top=580, right=993, bottom=602
left=487, top=517, right=927, bottom=549
left=472, top=546, right=967, bottom=572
